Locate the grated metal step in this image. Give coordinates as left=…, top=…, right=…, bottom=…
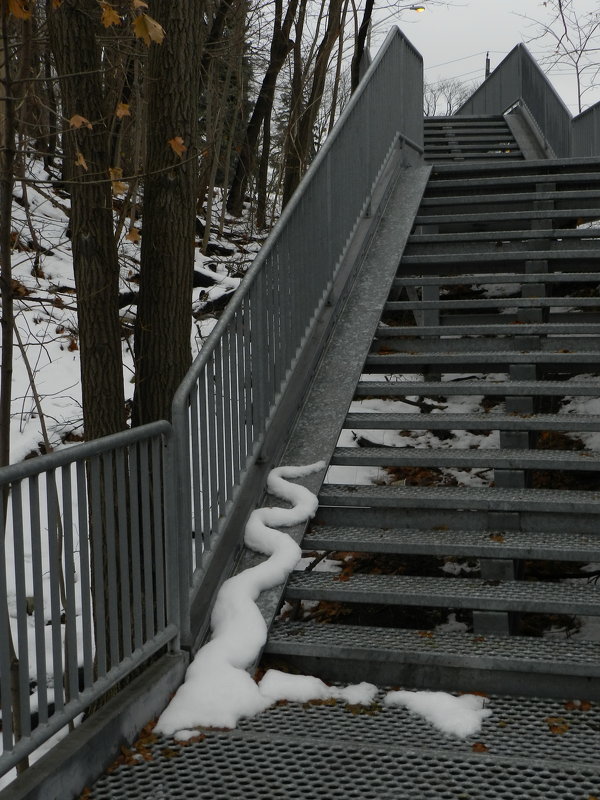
left=319, top=483, right=600, bottom=514
left=303, top=524, right=600, bottom=561
left=385, top=296, right=600, bottom=309
left=406, top=228, right=600, bottom=245
left=87, top=687, right=600, bottom=799
left=420, top=189, right=600, bottom=207
left=330, top=446, right=600, bottom=472
left=266, top=621, right=600, bottom=699
left=366, top=352, right=600, bottom=370
left=414, top=208, right=600, bottom=226
left=284, top=571, right=600, bottom=616
left=400, top=250, right=600, bottom=266
left=426, top=170, right=600, bottom=190
left=355, top=380, right=600, bottom=398
left=376, top=322, right=600, bottom=337
left=429, top=154, right=600, bottom=175
left=370, top=337, right=600, bottom=354
left=344, top=411, right=600, bottom=433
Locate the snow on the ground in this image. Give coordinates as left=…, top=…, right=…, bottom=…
left=384, top=690, right=492, bottom=738
left=9, top=163, right=260, bottom=462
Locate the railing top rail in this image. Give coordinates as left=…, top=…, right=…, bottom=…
left=172, top=25, right=421, bottom=412
left=574, top=98, right=600, bottom=120
left=0, top=419, right=171, bottom=485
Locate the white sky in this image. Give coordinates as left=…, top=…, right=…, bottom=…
left=371, top=0, right=600, bottom=115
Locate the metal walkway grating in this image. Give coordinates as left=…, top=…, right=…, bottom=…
left=88, top=690, right=600, bottom=799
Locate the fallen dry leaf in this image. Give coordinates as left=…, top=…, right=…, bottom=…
left=545, top=716, right=570, bottom=735
left=168, top=136, right=187, bottom=157
left=74, top=151, right=88, bottom=170
left=8, top=0, right=31, bottom=18
left=471, top=742, right=489, bottom=753
left=115, top=102, right=131, bottom=119
left=109, top=167, right=127, bottom=195
left=99, top=1, right=120, bottom=27
left=132, top=12, right=165, bottom=46
left=70, top=114, right=93, bottom=130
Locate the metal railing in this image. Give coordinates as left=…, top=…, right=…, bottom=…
left=573, top=100, right=600, bottom=157
left=0, top=422, right=179, bottom=775
left=0, top=25, right=424, bottom=781
left=171, top=26, right=423, bottom=641
left=456, top=43, right=573, bottom=158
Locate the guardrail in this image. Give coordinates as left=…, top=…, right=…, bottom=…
left=171, top=25, right=423, bottom=644
left=573, top=100, right=600, bottom=157
left=0, top=25, right=424, bottom=781
left=0, top=422, right=179, bottom=776
left=456, top=43, right=573, bottom=158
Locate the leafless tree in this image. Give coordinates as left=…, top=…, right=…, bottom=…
left=522, top=0, right=600, bottom=113
left=424, top=77, right=474, bottom=117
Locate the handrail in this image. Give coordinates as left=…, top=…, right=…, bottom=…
left=456, top=43, right=573, bottom=158
left=170, top=25, right=424, bottom=642
left=0, top=25, right=425, bottom=781
left=0, top=419, right=179, bottom=775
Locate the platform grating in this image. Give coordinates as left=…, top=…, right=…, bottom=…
left=88, top=691, right=600, bottom=800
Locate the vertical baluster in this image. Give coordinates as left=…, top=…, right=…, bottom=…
left=75, top=461, right=93, bottom=690
left=45, top=472, right=64, bottom=713
left=61, top=465, right=79, bottom=703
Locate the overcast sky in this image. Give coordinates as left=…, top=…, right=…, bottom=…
left=370, top=0, right=600, bottom=114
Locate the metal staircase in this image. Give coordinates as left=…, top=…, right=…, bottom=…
left=266, top=148, right=600, bottom=701
left=87, top=123, right=600, bottom=800
left=423, top=115, right=524, bottom=162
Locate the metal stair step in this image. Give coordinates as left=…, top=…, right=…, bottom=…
left=414, top=208, right=600, bottom=226
left=319, top=483, right=600, bottom=514
left=393, top=273, right=600, bottom=287
left=284, top=571, right=600, bottom=616
left=366, top=352, right=600, bottom=370
left=331, top=446, right=600, bottom=472
left=376, top=322, right=600, bottom=337
left=371, top=337, right=600, bottom=354
left=425, top=143, right=520, bottom=153
left=400, top=250, right=600, bottom=266
left=421, top=189, right=600, bottom=207
left=404, top=240, right=600, bottom=257
left=265, top=620, right=600, bottom=697
left=355, top=380, right=600, bottom=398
left=344, top=411, right=600, bottom=433
left=303, top=524, right=600, bottom=561
left=429, top=155, right=600, bottom=175
left=407, top=228, right=600, bottom=245
left=424, top=138, right=518, bottom=148
left=427, top=171, right=600, bottom=191
left=385, top=296, right=600, bottom=309
left=424, top=152, right=522, bottom=162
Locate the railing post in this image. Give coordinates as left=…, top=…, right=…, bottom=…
left=164, top=425, right=182, bottom=650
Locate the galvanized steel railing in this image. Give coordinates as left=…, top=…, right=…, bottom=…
left=0, top=422, right=179, bottom=775
left=456, top=43, right=573, bottom=158
left=572, top=100, right=600, bottom=157
left=0, top=25, right=423, bottom=779
left=170, top=26, right=423, bottom=642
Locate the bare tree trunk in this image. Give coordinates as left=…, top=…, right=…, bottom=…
left=48, top=0, right=125, bottom=441
left=283, top=0, right=344, bottom=204
left=0, top=6, right=14, bottom=471
left=226, top=0, right=298, bottom=217
left=255, top=117, right=271, bottom=230
left=132, top=0, right=204, bottom=425
left=350, top=0, right=373, bottom=93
